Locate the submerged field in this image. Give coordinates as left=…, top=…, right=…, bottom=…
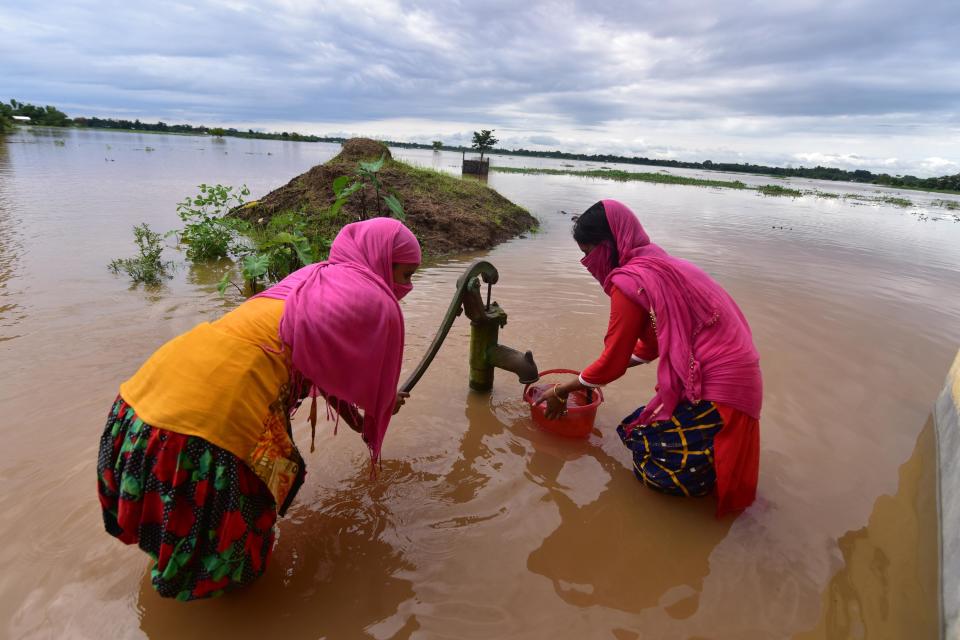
left=1, top=128, right=957, bottom=638
left=490, top=165, right=960, bottom=214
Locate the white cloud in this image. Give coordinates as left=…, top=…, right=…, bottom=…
left=793, top=152, right=899, bottom=169
left=919, top=157, right=960, bottom=175
left=1, top=0, right=958, bottom=176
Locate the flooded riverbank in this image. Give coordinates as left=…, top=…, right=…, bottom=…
left=1, top=128, right=958, bottom=638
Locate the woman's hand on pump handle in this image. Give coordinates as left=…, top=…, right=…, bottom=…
left=393, top=391, right=410, bottom=415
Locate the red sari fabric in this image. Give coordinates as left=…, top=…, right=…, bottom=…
left=713, top=404, right=760, bottom=517
left=97, top=397, right=277, bottom=600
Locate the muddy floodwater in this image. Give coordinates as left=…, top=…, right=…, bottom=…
left=2, top=128, right=959, bottom=639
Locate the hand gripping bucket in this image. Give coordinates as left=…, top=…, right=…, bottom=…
left=523, top=369, right=603, bottom=438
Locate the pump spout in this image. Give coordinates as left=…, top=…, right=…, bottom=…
left=489, top=345, right=540, bottom=385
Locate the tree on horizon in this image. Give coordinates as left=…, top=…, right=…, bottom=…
left=471, top=129, right=498, bottom=163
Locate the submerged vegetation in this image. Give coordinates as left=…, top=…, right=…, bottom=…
left=756, top=184, right=803, bottom=197
left=490, top=166, right=748, bottom=190
left=108, top=183, right=324, bottom=294
left=176, top=184, right=250, bottom=261
left=109, top=224, right=172, bottom=286
left=491, top=165, right=960, bottom=213
left=881, top=196, right=913, bottom=207
left=485, top=163, right=954, bottom=214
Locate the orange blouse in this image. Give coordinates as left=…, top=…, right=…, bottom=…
left=119, top=297, right=301, bottom=508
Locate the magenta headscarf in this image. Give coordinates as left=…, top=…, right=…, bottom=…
left=585, top=200, right=762, bottom=426
left=257, top=218, right=421, bottom=464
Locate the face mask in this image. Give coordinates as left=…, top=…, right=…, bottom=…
left=581, top=242, right=614, bottom=285
left=392, top=282, right=413, bottom=300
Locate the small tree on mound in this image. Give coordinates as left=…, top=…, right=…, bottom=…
left=471, top=129, right=498, bottom=163
left=331, top=154, right=405, bottom=221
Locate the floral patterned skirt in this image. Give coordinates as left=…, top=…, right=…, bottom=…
left=97, top=397, right=277, bottom=600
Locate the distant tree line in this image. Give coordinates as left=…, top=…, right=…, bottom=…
left=70, top=116, right=346, bottom=142
left=2, top=99, right=71, bottom=127
left=2, top=98, right=958, bottom=192
left=492, top=150, right=960, bottom=192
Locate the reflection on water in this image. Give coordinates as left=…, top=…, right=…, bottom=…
left=1, top=128, right=958, bottom=638
left=526, top=437, right=733, bottom=616
left=0, top=140, right=24, bottom=342
left=138, top=467, right=421, bottom=640
left=794, top=419, right=939, bottom=640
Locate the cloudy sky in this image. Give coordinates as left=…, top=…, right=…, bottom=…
left=2, top=0, right=958, bottom=176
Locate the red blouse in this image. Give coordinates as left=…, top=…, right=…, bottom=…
left=580, top=286, right=658, bottom=387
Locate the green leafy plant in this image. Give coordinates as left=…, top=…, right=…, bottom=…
left=260, top=231, right=312, bottom=276
left=175, top=183, right=249, bottom=260
left=109, top=223, right=172, bottom=285
left=218, top=254, right=270, bottom=296
left=251, top=212, right=315, bottom=277
left=217, top=211, right=318, bottom=296
left=330, top=154, right=406, bottom=220
left=432, top=140, right=443, bottom=150
left=471, top=129, right=498, bottom=163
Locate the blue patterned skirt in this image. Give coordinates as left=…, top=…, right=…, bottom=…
left=616, top=400, right=723, bottom=497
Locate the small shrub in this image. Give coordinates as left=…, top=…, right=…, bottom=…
left=175, top=183, right=249, bottom=260
left=109, top=223, right=171, bottom=285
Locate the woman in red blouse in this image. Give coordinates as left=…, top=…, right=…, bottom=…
left=540, top=200, right=762, bottom=516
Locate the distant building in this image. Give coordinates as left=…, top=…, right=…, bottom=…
left=12, top=115, right=31, bottom=122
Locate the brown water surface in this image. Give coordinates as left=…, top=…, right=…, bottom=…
left=1, top=128, right=958, bottom=638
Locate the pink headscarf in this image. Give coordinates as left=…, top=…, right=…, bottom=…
left=257, top=218, right=421, bottom=464
left=591, top=200, right=762, bottom=426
